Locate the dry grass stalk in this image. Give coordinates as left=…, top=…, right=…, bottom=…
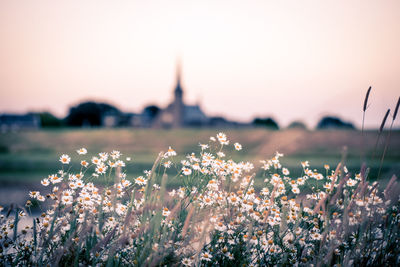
left=181, top=205, right=195, bottom=238
left=313, top=163, right=341, bottom=215
left=378, top=98, right=399, bottom=179
left=384, top=175, right=398, bottom=200
left=379, top=109, right=390, bottom=133
left=363, top=86, right=372, bottom=112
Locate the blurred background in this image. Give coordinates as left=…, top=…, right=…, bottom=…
left=0, top=0, right=399, bottom=206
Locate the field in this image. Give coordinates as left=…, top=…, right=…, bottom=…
left=0, top=128, right=399, bottom=205
left=1, top=128, right=400, bottom=266
left=0, top=128, right=399, bottom=179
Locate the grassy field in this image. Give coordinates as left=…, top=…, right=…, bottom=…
left=0, top=128, right=399, bottom=187
left=2, top=128, right=400, bottom=266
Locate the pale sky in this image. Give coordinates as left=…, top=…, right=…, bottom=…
left=0, top=0, right=399, bottom=128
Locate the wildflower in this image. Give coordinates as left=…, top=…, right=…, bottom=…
left=347, top=179, right=357, bottom=187
left=323, top=183, right=332, bottom=190
left=162, top=207, right=170, bottom=217
left=200, top=252, right=213, bottom=261
left=126, top=157, right=131, bottom=161
left=59, top=154, right=71, bottom=164
left=181, top=258, right=193, bottom=266
left=314, top=173, right=324, bottom=180
left=135, top=176, right=147, bottom=186
left=153, top=184, right=160, bottom=190
left=165, top=146, right=177, bottom=157
left=37, top=195, right=45, bottom=202
left=199, top=143, right=209, bottom=150
left=282, top=168, right=290, bottom=175
left=29, top=191, right=40, bottom=199
left=344, top=166, right=348, bottom=173
left=163, top=161, right=172, bottom=168
left=168, top=189, right=176, bottom=197
left=261, top=187, right=269, bottom=195
left=217, top=132, right=229, bottom=145
left=234, top=142, right=242, bottom=151
left=91, top=157, right=100, bottom=165
left=250, top=235, right=258, bottom=245
left=110, top=150, right=121, bottom=159
left=75, top=172, right=84, bottom=179
left=99, top=152, right=108, bottom=161
left=81, top=160, right=89, bottom=167
left=292, top=187, right=300, bottom=194
left=41, top=178, right=50, bottom=186
left=121, top=179, right=131, bottom=188
left=228, top=195, right=240, bottom=206
left=177, top=187, right=185, bottom=198
left=324, top=164, right=330, bottom=170
left=217, top=151, right=225, bottom=158
left=192, top=162, right=201, bottom=170
left=69, top=182, right=77, bottom=190
left=75, top=179, right=84, bottom=188
left=95, top=163, right=108, bottom=174
left=182, top=167, right=192, bottom=176
left=77, top=148, right=87, bottom=155
left=297, top=177, right=305, bottom=185
left=301, top=161, right=309, bottom=168
left=225, top=252, right=234, bottom=260
left=181, top=160, right=190, bottom=166
left=215, top=222, right=227, bottom=231
left=116, top=203, right=127, bottom=216
left=115, top=160, right=125, bottom=167
left=311, top=232, right=322, bottom=240
left=61, top=195, right=73, bottom=205
left=49, top=174, right=62, bottom=184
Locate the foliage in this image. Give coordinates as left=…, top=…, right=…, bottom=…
left=253, top=117, right=279, bottom=130
left=1, top=133, right=399, bottom=266
left=143, top=105, right=161, bottom=121
left=39, top=112, right=63, bottom=128
left=287, top=121, right=307, bottom=130
left=317, top=116, right=355, bottom=130
left=65, top=101, right=121, bottom=127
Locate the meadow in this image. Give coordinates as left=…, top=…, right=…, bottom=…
left=1, top=129, right=400, bottom=266
left=0, top=128, right=399, bottom=186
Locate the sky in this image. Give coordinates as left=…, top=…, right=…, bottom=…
left=0, top=0, right=399, bottom=128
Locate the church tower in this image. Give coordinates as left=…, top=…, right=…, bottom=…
left=172, top=60, right=184, bottom=128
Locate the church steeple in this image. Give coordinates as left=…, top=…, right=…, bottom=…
left=174, top=59, right=183, bottom=98
left=172, top=59, right=184, bottom=128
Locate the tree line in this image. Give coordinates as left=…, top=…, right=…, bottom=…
left=38, top=101, right=355, bottom=130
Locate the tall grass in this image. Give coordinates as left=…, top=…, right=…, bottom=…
left=361, top=86, right=371, bottom=161
left=378, top=97, right=400, bottom=179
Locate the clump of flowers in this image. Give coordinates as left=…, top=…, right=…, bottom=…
left=1, top=133, right=400, bottom=266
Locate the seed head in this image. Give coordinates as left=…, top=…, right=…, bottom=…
left=393, top=96, right=400, bottom=121
left=379, top=109, right=390, bottom=133
left=363, top=86, right=371, bottom=112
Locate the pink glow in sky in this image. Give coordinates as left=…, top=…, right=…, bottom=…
left=0, top=0, right=399, bottom=128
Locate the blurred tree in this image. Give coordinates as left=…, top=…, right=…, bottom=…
left=316, top=116, right=355, bottom=130
left=65, top=101, right=120, bottom=127
left=287, top=121, right=307, bottom=130
left=39, top=112, right=63, bottom=127
left=252, top=117, right=279, bottom=130
left=142, top=105, right=161, bottom=121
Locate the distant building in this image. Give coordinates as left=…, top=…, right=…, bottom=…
left=0, top=113, right=41, bottom=132
left=153, top=62, right=209, bottom=128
